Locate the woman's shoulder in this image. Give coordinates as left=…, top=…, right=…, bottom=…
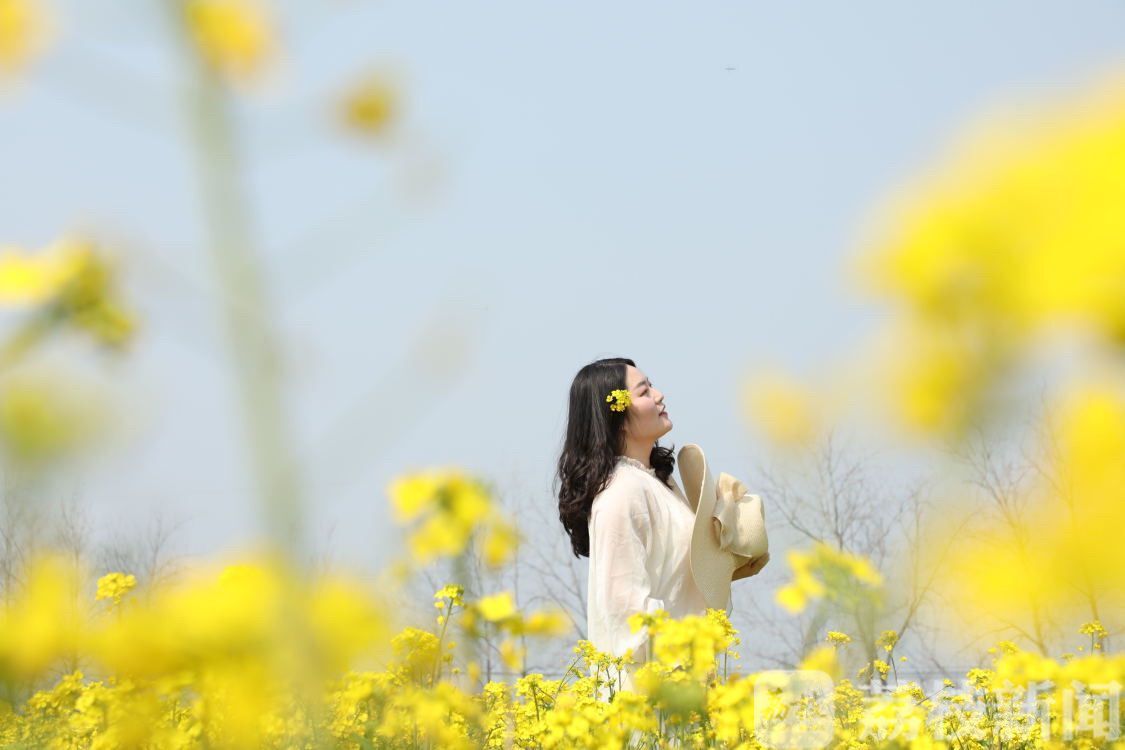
left=591, top=465, right=652, bottom=517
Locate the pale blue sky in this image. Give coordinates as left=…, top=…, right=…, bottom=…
left=2, top=1, right=1124, bottom=579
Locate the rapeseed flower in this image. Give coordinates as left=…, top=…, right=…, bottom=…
left=476, top=591, right=517, bottom=623
left=388, top=468, right=520, bottom=568
left=0, top=554, right=84, bottom=681
left=183, top=0, right=274, bottom=83
left=741, top=370, right=820, bottom=447
left=851, top=72, right=1125, bottom=439
left=95, top=572, right=137, bottom=605
left=799, top=644, right=842, bottom=682
left=0, top=0, right=49, bottom=75
left=605, top=389, right=631, bottom=412
left=0, top=371, right=108, bottom=465
left=775, top=541, right=883, bottom=614
left=339, top=72, right=398, bottom=138
left=0, top=237, right=135, bottom=350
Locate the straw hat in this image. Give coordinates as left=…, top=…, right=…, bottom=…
left=678, top=443, right=769, bottom=610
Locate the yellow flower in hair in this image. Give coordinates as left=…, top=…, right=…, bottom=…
left=606, top=389, right=631, bottom=412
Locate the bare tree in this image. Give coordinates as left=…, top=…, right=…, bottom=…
left=94, top=510, right=189, bottom=592
left=942, top=385, right=1122, bottom=656
left=0, top=473, right=51, bottom=601
left=516, top=481, right=588, bottom=642
left=736, top=425, right=957, bottom=680
left=948, top=419, right=1055, bottom=655
left=51, top=491, right=92, bottom=575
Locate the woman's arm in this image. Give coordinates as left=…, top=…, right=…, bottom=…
left=588, top=484, right=664, bottom=663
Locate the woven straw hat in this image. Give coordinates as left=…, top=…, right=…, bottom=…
left=678, top=443, right=769, bottom=610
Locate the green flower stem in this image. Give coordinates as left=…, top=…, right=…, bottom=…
left=177, top=58, right=306, bottom=559
left=453, top=551, right=481, bottom=691
left=0, top=313, right=55, bottom=372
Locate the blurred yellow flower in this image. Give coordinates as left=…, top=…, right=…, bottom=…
left=387, top=468, right=519, bottom=568
left=389, top=473, right=443, bottom=524
left=0, top=548, right=1116, bottom=748
left=741, top=370, right=819, bottom=447
left=475, top=591, right=515, bottom=623
left=0, top=237, right=135, bottom=350
left=0, top=0, right=49, bottom=74
left=0, top=371, right=107, bottom=464
left=479, top=516, right=519, bottom=568
left=877, top=322, right=991, bottom=438
left=775, top=543, right=883, bottom=616
left=850, top=71, right=1125, bottom=439
left=0, top=243, right=75, bottom=303
left=183, top=0, right=274, bottom=82
left=498, top=638, right=524, bottom=672
left=799, top=644, right=842, bottom=682
left=941, top=381, right=1125, bottom=625
left=339, top=72, right=397, bottom=138
left=390, top=627, right=442, bottom=684
left=86, top=554, right=393, bottom=689
left=0, top=554, right=84, bottom=681
left=774, top=550, right=824, bottom=615
left=518, top=609, right=570, bottom=637
left=307, top=573, right=392, bottom=672
left=95, top=573, right=137, bottom=605
left=775, top=583, right=807, bottom=615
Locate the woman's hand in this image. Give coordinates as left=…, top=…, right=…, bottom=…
left=732, top=551, right=770, bottom=582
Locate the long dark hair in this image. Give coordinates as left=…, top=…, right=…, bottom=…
left=554, top=357, right=675, bottom=558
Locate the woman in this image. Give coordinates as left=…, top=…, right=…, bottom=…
left=555, top=357, right=768, bottom=693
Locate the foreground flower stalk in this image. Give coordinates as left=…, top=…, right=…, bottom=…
left=166, top=2, right=306, bottom=559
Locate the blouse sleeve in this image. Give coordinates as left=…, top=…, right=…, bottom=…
left=588, top=481, right=666, bottom=664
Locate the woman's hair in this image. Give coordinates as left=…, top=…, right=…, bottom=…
left=555, top=357, right=675, bottom=558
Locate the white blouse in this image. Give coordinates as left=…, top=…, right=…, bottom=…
left=586, top=454, right=719, bottom=693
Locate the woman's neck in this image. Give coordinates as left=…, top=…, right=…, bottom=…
left=621, top=440, right=653, bottom=468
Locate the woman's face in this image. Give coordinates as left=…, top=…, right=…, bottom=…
left=623, top=364, right=672, bottom=442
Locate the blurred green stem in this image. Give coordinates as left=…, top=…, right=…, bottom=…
left=177, top=56, right=306, bottom=558
left=453, top=552, right=481, bottom=691
left=0, top=314, right=55, bottom=371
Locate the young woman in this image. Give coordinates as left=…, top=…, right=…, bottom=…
left=555, top=357, right=768, bottom=692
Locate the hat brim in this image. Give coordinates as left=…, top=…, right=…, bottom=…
left=679, top=444, right=743, bottom=611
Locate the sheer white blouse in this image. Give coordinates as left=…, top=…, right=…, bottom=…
left=586, top=454, right=720, bottom=692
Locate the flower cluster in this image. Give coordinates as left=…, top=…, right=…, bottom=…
left=95, top=572, right=137, bottom=605
left=339, top=72, right=398, bottom=138
left=625, top=607, right=739, bottom=685
left=387, top=469, right=520, bottom=568
left=848, top=73, right=1125, bottom=440
left=456, top=590, right=570, bottom=673
left=775, top=541, right=884, bottom=615
left=183, top=0, right=275, bottom=83
left=0, top=0, right=50, bottom=75
left=0, top=236, right=135, bottom=350
left=0, top=551, right=1122, bottom=748
left=605, top=388, right=631, bottom=412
